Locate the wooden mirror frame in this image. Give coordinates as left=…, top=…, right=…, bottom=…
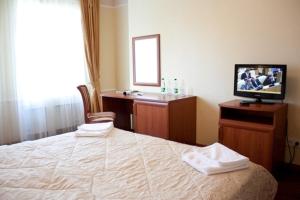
left=132, top=34, right=161, bottom=86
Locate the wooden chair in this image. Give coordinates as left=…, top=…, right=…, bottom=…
left=77, top=85, right=115, bottom=124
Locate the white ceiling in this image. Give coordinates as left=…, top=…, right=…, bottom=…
left=101, top=0, right=128, bottom=7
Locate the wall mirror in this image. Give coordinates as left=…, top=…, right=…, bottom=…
left=132, top=34, right=161, bottom=86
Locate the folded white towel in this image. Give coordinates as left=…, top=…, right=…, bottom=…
left=75, top=122, right=114, bottom=137
left=75, top=126, right=113, bottom=137
left=182, top=143, right=249, bottom=175
left=194, top=143, right=249, bottom=168
left=77, top=122, right=113, bottom=132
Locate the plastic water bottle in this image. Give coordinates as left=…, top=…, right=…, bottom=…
left=173, top=78, right=179, bottom=94
left=180, top=80, right=186, bottom=95
left=161, top=78, right=166, bottom=93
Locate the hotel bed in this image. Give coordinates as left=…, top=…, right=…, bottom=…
left=0, top=128, right=277, bottom=200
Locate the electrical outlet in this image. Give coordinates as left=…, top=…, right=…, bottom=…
left=288, top=138, right=300, bottom=148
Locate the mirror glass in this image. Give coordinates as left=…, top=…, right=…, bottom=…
left=132, top=34, right=160, bottom=86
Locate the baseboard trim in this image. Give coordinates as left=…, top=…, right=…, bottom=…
left=286, top=163, right=300, bottom=172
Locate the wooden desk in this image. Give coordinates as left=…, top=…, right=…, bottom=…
left=101, top=92, right=196, bottom=145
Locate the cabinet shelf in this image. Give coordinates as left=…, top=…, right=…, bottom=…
left=221, top=107, right=274, bottom=125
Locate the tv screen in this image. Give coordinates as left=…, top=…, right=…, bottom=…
left=234, top=64, right=287, bottom=101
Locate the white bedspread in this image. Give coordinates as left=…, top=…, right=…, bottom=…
left=0, top=128, right=277, bottom=200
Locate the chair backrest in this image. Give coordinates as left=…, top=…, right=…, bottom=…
left=77, top=85, right=91, bottom=123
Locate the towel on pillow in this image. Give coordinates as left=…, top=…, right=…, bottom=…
left=75, top=122, right=114, bottom=137
left=182, top=143, right=249, bottom=175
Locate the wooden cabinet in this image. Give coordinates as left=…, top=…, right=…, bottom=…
left=134, top=97, right=196, bottom=144
left=102, top=92, right=196, bottom=145
left=134, top=101, right=169, bottom=139
left=219, top=100, right=288, bottom=171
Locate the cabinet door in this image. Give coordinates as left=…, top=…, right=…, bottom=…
left=134, top=100, right=169, bottom=139
left=220, top=126, right=273, bottom=171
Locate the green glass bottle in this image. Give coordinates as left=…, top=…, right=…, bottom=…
left=161, top=78, right=166, bottom=93
left=174, top=78, right=178, bottom=94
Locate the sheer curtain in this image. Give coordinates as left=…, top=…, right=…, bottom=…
left=0, top=0, right=21, bottom=144
left=0, top=0, right=86, bottom=144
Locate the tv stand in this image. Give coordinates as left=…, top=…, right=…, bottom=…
left=219, top=100, right=288, bottom=172
left=240, top=98, right=275, bottom=105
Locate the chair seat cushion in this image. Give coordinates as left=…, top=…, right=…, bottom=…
left=87, top=112, right=116, bottom=123
left=88, top=112, right=116, bottom=119
left=89, top=118, right=114, bottom=123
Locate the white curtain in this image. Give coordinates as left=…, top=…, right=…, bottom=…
left=0, top=0, right=86, bottom=144
left=0, top=0, right=21, bottom=144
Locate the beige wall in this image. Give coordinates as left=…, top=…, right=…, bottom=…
left=127, top=0, right=300, bottom=164
left=115, top=5, right=130, bottom=90
left=100, top=6, right=117, bottom=91
left=100, top=4, right=129, bottom=91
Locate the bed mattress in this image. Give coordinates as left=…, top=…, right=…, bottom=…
left=0, top=128, right=277, bottom=200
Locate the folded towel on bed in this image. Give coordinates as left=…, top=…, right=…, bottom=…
left=78, top=122, right=113, bottom=132
left=182, top=143, right=249, bottom=175
left=75, top=122, right=114, bottom=137
left=75, top=128, right=112, bottom=137
left=195, top=143, right=249, bottom=167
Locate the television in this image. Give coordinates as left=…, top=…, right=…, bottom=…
left=234, top=64, right=287, bottom=103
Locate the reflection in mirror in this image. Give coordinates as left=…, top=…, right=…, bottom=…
left=132, top=34, right=160, bottom=86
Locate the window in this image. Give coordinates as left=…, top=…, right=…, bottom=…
left=16, top=0, right=87, bottom=104
left=0, top=0, right=87, bottom=143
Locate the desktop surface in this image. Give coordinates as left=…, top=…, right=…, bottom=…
left=101, top=91, right=195, bottom=103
